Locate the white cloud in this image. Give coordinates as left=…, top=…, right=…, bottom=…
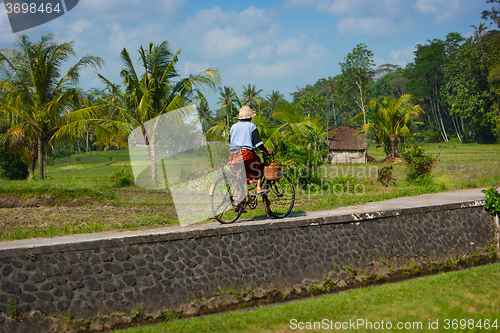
left=184, top=6, right=230, bottom=34
left=415, top=0, right=469, bottom=25
left=74, top=0, right=186, bottom=22
left=235, top=6, right=274, bottom=30
left=248, top=44, right=274, bottom=59
left=285, top=0, right=412, bottom=16
left=389, top=44, right=417, bottom=67
left=321, top=0, right=363, bottom=15
left=106, top=22, right=140, bottom=52
left=285, top=0, right=418, bottom=37
left=231, top=43, right=332, bottom=81
left=201, top=27, right=252, bottom=58
left=415, top=0, right=438, bottom=14
left=181, top=61, right=210, bottom=76
left=434, top=0, right=461, bottom=24
left=338, top=17, right=413, bottom=37
left=285, top=0, right=361, bottom=15
left=277, top=38, right=301, bottom=55
left=305, top=42, right=329, bottom=59
left=68, top=20, right=93, bottom=35
left=235, top=62, right=292, bottom=80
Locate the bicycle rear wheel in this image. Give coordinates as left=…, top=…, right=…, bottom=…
left=265, top=173, right=295, bottom=218
left=210, top=173, right=245, bottom=224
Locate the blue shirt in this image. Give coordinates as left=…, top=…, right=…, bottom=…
left=229, top=120, right=264, bottom=151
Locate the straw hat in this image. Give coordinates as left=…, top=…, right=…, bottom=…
left=237, top=105, right=256, bottom=119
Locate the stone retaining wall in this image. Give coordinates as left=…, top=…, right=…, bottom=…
left=0, top=200, right=496, bottom=332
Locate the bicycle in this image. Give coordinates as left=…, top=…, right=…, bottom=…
left=209, top=151, right=295, bottom=224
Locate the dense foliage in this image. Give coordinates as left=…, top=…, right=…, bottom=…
left=402, top=144, right=436, bottom=184
left=377, top=166, right=395, bottom=187
left=482, top=187, right=500, bottom=216
left=0, top=147, right=29, bottom=180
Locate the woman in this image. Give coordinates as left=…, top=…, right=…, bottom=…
left=228, top=105, right=272, bottom=194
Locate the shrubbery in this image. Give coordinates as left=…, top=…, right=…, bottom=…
left=276, top=139, right=326, bottom=189
left=0, top=148, right=29, bottom=180
left=377, top=166, right=395, bottom=187
left=483, top=187, right=500, bottom=216
left=402, top=143, right=436, bottom=185
left=109, top=169, right=135, bottom=188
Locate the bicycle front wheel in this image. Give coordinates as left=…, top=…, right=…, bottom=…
left=265, top=173, right=295, bottom=218
left=210, top=174, right=245, bottom=224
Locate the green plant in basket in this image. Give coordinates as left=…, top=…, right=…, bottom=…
left=264, top=152, right=283, bottom=181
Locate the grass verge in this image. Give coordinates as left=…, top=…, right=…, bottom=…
left=119, top=263, right=500, bottom=333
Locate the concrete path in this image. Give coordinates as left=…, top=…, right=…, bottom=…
left=0, top=188, right=486, bottom=252
left=305, top=188, right=486, bottom=218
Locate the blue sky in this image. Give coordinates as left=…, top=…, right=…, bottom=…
left=0, top=0, right=494, bottom=107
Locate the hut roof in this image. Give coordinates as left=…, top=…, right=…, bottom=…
left=326, top=126, right=366, bottom=151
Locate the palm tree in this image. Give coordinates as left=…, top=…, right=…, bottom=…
left=216, top=86, right=237, bottom=126
left=265, top=104, right=320, bottom=149
left=252, top=96, right=267, bottom=115
left=205, top=119, right=230, bottom=142
left=470, top=23, right=488, bottom=43
left=196, top=93, right=213, bottom=132
left=364, top=94, right=424, bottom=157
left=99, top=41, right=220, bottom=183
left=0, top=34, right=104, bottom=180
left=264, top=90, right=284, bottom=120
left=242, top=84, right=262, bottom=109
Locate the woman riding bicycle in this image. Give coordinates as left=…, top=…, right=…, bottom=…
left=228, top=105, right=272, bottom=195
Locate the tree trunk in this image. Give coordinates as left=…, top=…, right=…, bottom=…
left=149, top=138, right=157, bottom=183
left=452, top=116, right=462, bottom=142
left=429, top=96, right=448, bottom=142
left=435, top=101, right=448, bottom=142
left=332, top=101, right=337, bottom=127
left=38, top=138, right=44, bottom=180
left=29, top=159, right=35, bottom=181
left=496, top=214, right=500, bottom=262
left=391, top=138, right=396, bottom=158
left=86, top=129, right=89, bottom=153
left=28, top=145, right=36, bottom=181
left=144, top=132, right=157, bottom=184
left=355, top=81, right=366, bottom=126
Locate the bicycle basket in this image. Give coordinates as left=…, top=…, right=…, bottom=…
left=264, top=163, right=283, bottom=181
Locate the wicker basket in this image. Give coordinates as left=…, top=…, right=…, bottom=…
left=264, top=163, right=283, bottom=181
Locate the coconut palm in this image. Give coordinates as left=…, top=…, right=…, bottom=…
left=196, top=92, right=213, bottom=132
left=205, top=119, right=230, bottom=142
left=264, top=90, right=284, bottom=120
left=265, top=104, right=320, bottom=148
left=0, top=34, right=104, bottom=180
left=242, top=84, right=262, bottom=109
left=99, top=41, right=220, bottom=183
left=216, top=86, right=237, bottom=126
left=364, top=94, right=424, bottom=157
